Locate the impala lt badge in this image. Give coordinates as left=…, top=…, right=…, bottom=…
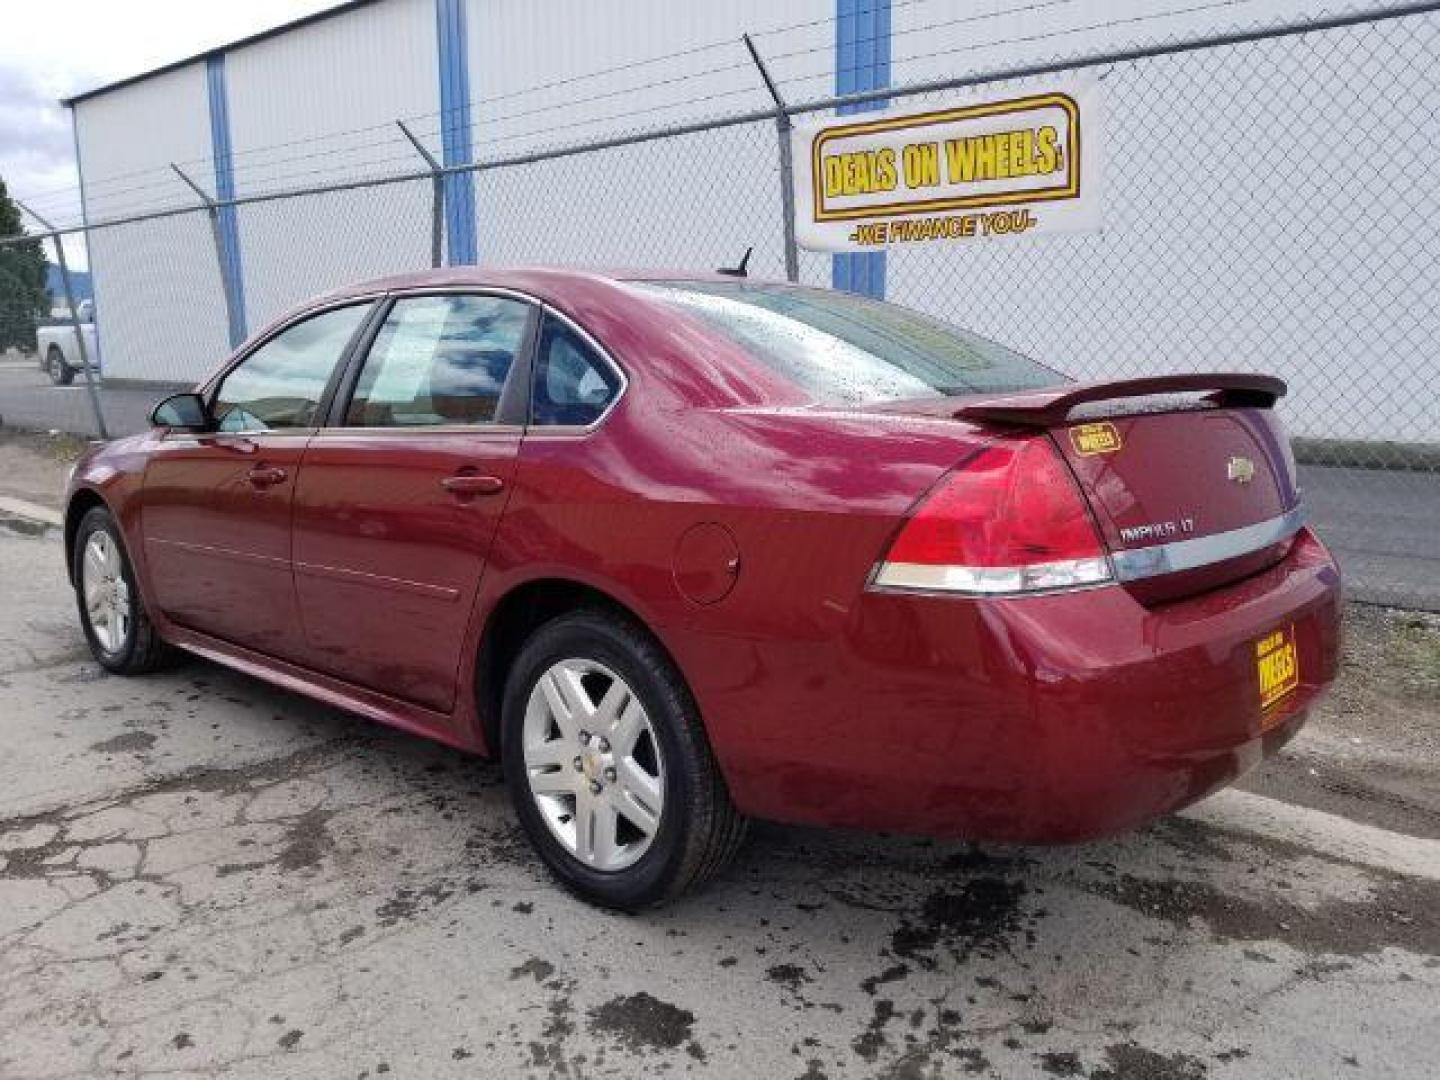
left=1227, top=455, right=1256, bottom=484
left=1119, top=517, right=1196, bottom=544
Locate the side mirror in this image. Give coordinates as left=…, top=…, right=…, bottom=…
left=151, top=392, right=210, bottom=431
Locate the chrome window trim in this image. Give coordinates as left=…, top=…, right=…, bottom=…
left=524, top=303, right=629, bottom=436
left=1110, top=505, right=1307, bottom=583
left=334, top=288, right=539, bottom=433
left=163, top=428, right=316, bottom=442
left=199, top=294, right=386, bottom=438
left=201, top=293, right=386, bottom=398
left=200, top=427, right=318, bottom=439
left=319, top=287, right=629, bottom=437
left=311, top=424, right=526, bottom=438
left=192, top=284, right=629, bottom=439
left=384, top=284, right=542, bottom=306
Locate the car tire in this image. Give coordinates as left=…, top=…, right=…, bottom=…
left=500, top=609, right=747, bottom=910
left=72, top=506, right=175, bottom=675
left=47, top=346, right=75, bottom=386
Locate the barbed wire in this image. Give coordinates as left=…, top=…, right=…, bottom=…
left=17, top=0, right=1234, bottom=216
left=242, top=0, right=1276, bottom=192
left=8, top=0, right=1409, bottom=233
left=16, top=0, right=956, bottom=206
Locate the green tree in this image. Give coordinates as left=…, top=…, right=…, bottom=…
left=0, top=175, right=51, bottom=352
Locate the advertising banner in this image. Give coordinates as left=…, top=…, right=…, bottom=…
left=793, top=81, right=1104, bottom=251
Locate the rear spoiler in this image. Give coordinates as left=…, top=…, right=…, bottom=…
left=955, top=373, right=1286, bottom=427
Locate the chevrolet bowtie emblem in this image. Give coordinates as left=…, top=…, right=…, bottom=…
left=1227, top=456, right=1256, bottom=484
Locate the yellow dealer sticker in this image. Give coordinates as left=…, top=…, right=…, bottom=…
left=1070, top=422, right=1122, bottom=456
left=1256, top=626, right=1300, bottom=711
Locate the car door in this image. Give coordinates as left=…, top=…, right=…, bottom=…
left=141, top=301, right=375, bottom=661
left=289, top=291, right=535, bottom=713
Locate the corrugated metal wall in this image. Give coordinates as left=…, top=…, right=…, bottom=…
left=881, top=0, right=1439, bottom=442
left=71, top=0, right=837, bottom=382
left=224, top=0, right=439, bottom=335
left=66, top=0, right=1438, bottom=446
left=73, top=64, right=231, bottom=382
left=464, top=0, right=831, bottom=277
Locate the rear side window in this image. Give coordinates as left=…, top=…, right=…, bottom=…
left=345, top=294, right=530, bottom=427
left=630, top=281, right=1063, bottom=405
left=213, top=303, right=371, bottom=432
left=531, top=315, right=622, bottom=427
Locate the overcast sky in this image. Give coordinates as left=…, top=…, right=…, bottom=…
left=1, top=0, right=335, bottom=226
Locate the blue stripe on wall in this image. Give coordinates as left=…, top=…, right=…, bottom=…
left=436, top=0, right=477, bottom=265
left=206, top=55, right=247, bottom=346
left=834, top=0, right=890, bottom=299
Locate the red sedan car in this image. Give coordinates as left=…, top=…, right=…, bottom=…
left=65, top=268, right=1340, bottom=908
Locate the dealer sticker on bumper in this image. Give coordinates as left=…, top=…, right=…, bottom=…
left=1256, top=625, right=1300, bottom=710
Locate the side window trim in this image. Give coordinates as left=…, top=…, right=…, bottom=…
left=323, top=294, right=396, bottom=428
left=323, top=288, right=542, bottom=432
left=496, top=302, right=542, bottom=428
left=316, top=298, right=391, bottom=430
left=529, top=305, right=629, bottom=434
left=202, top=297, right=380, bottom=435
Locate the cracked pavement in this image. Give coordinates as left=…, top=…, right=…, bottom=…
left=1, top=512, right=1437, bottom=1079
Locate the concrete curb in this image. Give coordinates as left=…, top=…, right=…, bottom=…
left=1184, top=788, right=1440, bottom=881
left=0, top=496, right=64, bottom=529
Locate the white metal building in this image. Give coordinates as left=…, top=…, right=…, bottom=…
left=64, top=1, right=1438, bottom=446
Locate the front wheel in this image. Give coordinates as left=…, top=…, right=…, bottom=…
left=72, top=506, right=174, bottom=674
left=501, top=610, right=746, bottom=909
left=47, top=346, right=75, bottom=386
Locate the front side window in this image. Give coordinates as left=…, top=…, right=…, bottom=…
left=531, top=315, right=622, bottom=426
left=213, top=303, right=371, bottom=432
left=346, top=294, right=530, bottom=427
left=629, top=281, right=1063, bottom=405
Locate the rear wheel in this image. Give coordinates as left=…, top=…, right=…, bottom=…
left=72, top=506, right=173, bottom=674
left=501, top=610, right=746, bottom=909
left=47, top=346, right=75, bottom=386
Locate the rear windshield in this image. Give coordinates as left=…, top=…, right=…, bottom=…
left=631, top=280, right=1064, bottom=404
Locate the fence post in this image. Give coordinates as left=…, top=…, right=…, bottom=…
left=170, top=164, right=245, bottom=350
left=743, top=34, right=800, bottom=284
left=397, top=121, right=445, bottom=269
left=15, top=201, right=109, bottom=440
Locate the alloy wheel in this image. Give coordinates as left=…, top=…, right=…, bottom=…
left=521, top=658, right=665, bottom=872
left=81, top=531, right=131, bottom=654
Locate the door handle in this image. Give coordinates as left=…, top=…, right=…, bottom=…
left=441, top=474, right=505, bottom=496
left=247, top=465, right=288, bottom=488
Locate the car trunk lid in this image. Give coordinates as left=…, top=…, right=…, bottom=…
left=879, top=374, right=1305, bottom=601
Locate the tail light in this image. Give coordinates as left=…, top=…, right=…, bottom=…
left=871, top=438, right=1113, bottom=595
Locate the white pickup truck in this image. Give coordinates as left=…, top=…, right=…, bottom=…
left=36, top=300, right=100, bottom=385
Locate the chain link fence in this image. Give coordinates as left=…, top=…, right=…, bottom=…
left=886, top=11, right=1439, bottom=464
left=1, top=3, right=1436, bottom=608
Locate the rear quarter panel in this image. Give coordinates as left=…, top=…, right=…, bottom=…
left=478, top=393, right=990, bottom=772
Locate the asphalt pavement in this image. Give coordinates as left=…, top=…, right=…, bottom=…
left=0, top=360, right=185, bottom=441
left=1298, top=464, right=1440, bottom=611
left=0, top=511, right=1437, bottom=1079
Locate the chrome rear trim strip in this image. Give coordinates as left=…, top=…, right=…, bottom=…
left=1110, top=506, right=1307, bottom=582
left=871, top=556, right=1113, bottom=596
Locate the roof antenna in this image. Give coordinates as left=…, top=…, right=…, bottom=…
left=716, top=246, right=752, bottom=278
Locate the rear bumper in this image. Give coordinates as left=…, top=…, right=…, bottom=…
left=697, top=528, right=1341, bottom=841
